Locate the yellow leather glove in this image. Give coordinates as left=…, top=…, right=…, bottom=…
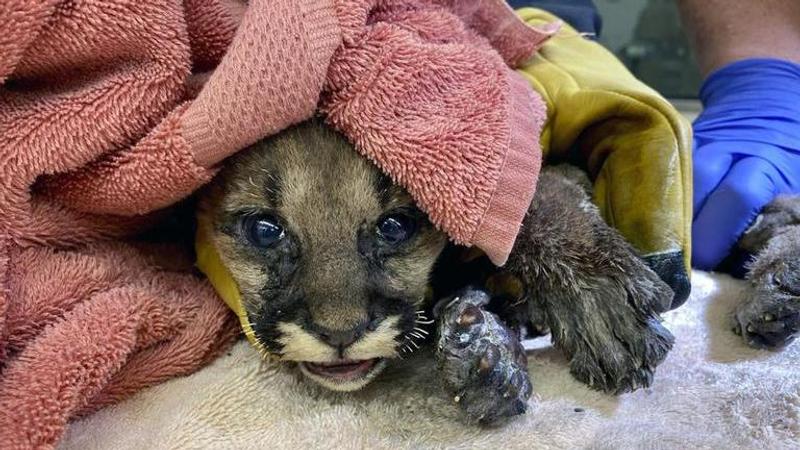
left=516, top=7, right=693, bottom=308
left=195, top=212, right=275, bottom=360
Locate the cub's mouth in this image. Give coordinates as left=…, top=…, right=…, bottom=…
left=299, top=358, right=388, bottom=391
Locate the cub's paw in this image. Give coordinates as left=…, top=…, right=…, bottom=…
left=735, top=227, right=800, bottom=350
left=434, top=288, right=532, bottom=424
left=567, top=315, right=674, bottom=395
left=550, top=275, right=675, bottom=395
left=734, top=294, right=800, bottom=350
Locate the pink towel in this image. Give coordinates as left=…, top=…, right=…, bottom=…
left=1, top=1, right=338, bottom=448
left=0, top=0, right=551, bottom=447
left=324, top=0, right=551, bottom=264
left=0, top=242, right=239, bottom=449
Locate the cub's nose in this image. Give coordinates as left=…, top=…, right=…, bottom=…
left=312, top=322, right=368, bottom=353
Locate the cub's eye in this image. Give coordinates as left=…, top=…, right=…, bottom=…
left=242, top=215, right=285, bottom=247
left=376, top=213, right=417, bottom=245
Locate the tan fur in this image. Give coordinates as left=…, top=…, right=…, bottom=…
left=347, top=316, right=403, bottom=358
left=277, top=323, right=337, bottom=362
left=277, top=316, right=401, bottom=363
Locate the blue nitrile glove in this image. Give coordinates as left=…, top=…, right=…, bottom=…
left=507, top=0, right=602, bottom=37
left=692, top=58, right=800, bottom=270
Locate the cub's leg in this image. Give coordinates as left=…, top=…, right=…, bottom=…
left=735, top=196, right=800, bottom=349
left=738, top=195, right=800, bottom=254
left=503, top=166, right=675, bottom=394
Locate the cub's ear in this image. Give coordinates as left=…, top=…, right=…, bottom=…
left=460, top=247, right=486, bottom=263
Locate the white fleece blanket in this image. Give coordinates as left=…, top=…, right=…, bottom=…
left=60, top=272, right=799, bottom=449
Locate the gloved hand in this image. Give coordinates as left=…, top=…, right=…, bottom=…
left=692, top=59, right=800, bottom=270
left=515, top=7, right=693, bottom=309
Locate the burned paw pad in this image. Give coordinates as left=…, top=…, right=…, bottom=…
left=435, top=289, right=532, bottom=424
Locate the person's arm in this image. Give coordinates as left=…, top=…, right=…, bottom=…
left=677, top=0, right=800, bottom=271
left=676, top=0, right=800, bottom=75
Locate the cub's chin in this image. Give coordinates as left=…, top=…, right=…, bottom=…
left=298, top=358, right=389, bottom=391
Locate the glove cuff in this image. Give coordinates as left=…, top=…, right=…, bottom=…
left=700, top=58, right=800, bottom=108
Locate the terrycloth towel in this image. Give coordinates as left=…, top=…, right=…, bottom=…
left=1, top=0, right=553, bottom=448
left=1, top=0, right=339, bottom=448
left=10, top=0, right=553, bottom=262
left=0, top=243, right=239, bottom=449
left=58, top=272, right=800, bottom=449
left=323, top=0, right=554, bottom=264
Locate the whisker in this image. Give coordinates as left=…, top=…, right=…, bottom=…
left=443, top=296, right=461, bottom=311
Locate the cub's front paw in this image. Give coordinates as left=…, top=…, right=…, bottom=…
left=735, top=226, right=800, bottom=350
left=734, top=293, right=800, bottom=350
left=434, top=288, right=532, bottom=424
left=550, top=274, right=675, bottom=395
left=567, top=313, right=674, bottom=394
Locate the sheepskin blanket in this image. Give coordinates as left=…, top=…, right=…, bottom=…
left=60, top=272, right=800, bottom=449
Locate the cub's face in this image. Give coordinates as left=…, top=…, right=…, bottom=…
left=199, top=121, right=447, bottom=391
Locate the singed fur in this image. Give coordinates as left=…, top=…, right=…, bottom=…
left=735, top=196, right=800, bottom=349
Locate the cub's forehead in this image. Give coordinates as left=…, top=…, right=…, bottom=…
left=214, top=121, right=410, bottom=221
